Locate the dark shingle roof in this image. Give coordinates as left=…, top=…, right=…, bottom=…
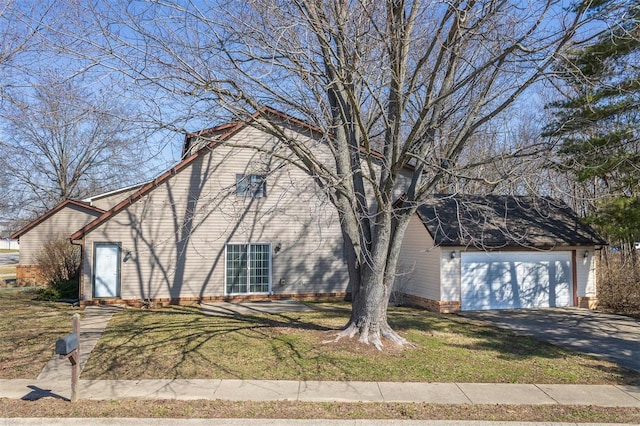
left=416, top=194, right=607, bottom=248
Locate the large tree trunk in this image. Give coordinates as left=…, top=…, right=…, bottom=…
left=341, top=263, right=412, bottom=350
left=329, top=207, right=415, bottom=350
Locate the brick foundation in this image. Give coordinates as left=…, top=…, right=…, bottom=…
left=79, top=291, right=598, bottom=313
left=80, top=292, right=350, bottom=308
left=15, top=265, right=45, bottom=287
left=577, top=296, right=598, bottom=309
left=401, top=293, right=461, bottom=313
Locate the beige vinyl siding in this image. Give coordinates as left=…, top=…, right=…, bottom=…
left=88, top=186, right=144, bottom=211
left=440, top=250, right=461, bottom=302
left=573, top=246, right=597, bottom=298
left=397, top=215, right=441, bottom=301
left=18, top=205, right=102, bottom=264
left=82, top=125, right=348, bottom=302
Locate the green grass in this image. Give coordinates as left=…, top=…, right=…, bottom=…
left=81, top=302, right=640, bottom=385
left=0, top=249, right=19, bottom=253
left=2, top=289, right=637, bottom=385
left=2, top=291, right=638, bottom=422
left=0, top=288, right=81, bottom=378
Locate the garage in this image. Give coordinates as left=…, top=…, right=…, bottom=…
left=402, top=195, right=606, bottom=313
left=461, top=251, right=573, bottom=311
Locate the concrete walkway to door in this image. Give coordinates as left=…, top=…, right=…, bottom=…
left=37, top=305, right=121, bottom=382
left=459, top=308, right=640, bottom=373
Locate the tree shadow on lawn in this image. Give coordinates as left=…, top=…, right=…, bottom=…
left=80, top=304, right=347, bottom=380
left=386, top=308, right=640, bottom=386
left=392, top=309, right=595, bottom=359
left=443, top=315, right=640, bottom=385
left=82, top=304, right=640, bottom=385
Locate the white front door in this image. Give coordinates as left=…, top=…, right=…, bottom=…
left=94, top=243, right=121, bottom=298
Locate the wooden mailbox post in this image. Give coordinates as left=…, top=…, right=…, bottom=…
left=55, top=313, right=80, bottom=402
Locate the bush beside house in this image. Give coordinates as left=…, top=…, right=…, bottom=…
left=597, top=251, right=640, bottom=316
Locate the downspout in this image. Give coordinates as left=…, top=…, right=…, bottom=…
left=572, top=250, right=578, bottom=307
left=70, top=237, right=85, bottom=305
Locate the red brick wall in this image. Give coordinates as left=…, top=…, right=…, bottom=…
left=401, top=293, right=461, bottom=313
left=15, top=265, right=45, bottom=287
left=578, top=296, right=598, bottom=309
left=80, top=292, right=350, bottom=307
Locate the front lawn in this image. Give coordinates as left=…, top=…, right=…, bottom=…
left=2, top=288, right=637, bottom=385
left=80, top=302, right=640, bottom=385
left=0, top=289, right=80, bottom=378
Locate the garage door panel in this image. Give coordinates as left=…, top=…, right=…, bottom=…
left=461, top=252, right=572, bottom=311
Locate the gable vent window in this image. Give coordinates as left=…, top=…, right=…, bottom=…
left=236, top=174, right=266, bottom=198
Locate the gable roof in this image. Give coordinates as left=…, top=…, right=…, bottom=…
left=181, top=107, right=326, bottom=157
left=71, top=106, right=408, bottom=241
left=71, top=107, right=304, bottom=240
left=10, top=200, right=105, bottom=240
left=416, top=194, right=607, bottom=248
left=181, top=122, right=240, bottom=158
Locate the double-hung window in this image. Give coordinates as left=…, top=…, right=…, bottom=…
left=226, top=243, right=271, bottom=294
left=236, top=174, right=266, bottom=198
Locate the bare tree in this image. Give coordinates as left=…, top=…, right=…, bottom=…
left=0, top=0, right=52, bottom=67
left=0, top=77, right=146, bottom=217
left=68, top=0, right=592, bottom=348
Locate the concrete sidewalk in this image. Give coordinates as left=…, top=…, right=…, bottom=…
left=1, top=378, right=639, bottom=407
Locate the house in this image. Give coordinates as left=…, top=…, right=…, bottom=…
left=12, top=108, right=606, bottom=311
left=70, top=110, right=350, bottom=305
left=10, top=200, right=105, bottom=286
left=397, top=195, right=607, bottom=312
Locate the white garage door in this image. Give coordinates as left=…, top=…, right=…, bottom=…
left=461, top=251, right=573, bottom=311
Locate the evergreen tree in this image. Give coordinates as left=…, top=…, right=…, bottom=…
left=545, top=0, right=640, bottom=244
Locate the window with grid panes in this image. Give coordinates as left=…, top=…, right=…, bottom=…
left=226, top=243, right=270, bottom=294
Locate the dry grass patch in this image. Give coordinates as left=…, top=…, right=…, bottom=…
left=81, top=303, right=640, bottom=385
left=1, top=399, right=640, bottom=422
left=0, top=289, right=80, bottom=378
left=0, top=265, right=16, bottom=275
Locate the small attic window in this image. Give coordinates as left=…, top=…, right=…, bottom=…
left=236, top=174, right=266, bottom=198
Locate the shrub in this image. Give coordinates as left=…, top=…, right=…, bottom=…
left=36, top=286, right=61, bottom=301
left=35, top=278, right=79, bottom=301
left=597, top=250, right=640, bottom=316
left=35, top=238, right=81, bottom=301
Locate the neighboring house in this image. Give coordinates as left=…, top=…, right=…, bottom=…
left=10, top=200, right=105, bottom=286
left=398, top=195, right=607, bottom=312
left=0, top=220, right=20, bottom=249
left=13, top=109, right=606, bottom=312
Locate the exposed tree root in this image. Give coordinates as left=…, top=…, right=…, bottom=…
left=323, top=321, right=416, bottom=351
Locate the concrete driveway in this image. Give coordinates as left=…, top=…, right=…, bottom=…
left=459, top=308, right=640, bottom=373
